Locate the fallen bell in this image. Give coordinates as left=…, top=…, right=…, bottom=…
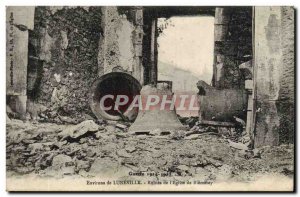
left=128, top=81, right=187, bottom=135
left=197, top=80, right=247, bottom=122
left=89, top=72, right=142, bottom=121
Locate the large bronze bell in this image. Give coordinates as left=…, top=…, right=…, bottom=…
left=128, top=81, right=187, bottom=134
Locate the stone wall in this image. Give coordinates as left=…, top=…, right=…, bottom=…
left=28, top=6, right=102, bottom=119
left=213, top=6, right=295, bottom=146
left=254, top=7, right=294, bottom=147
left=277, top=7, right=295, bottom=144
left=98, top=7, right=144, bottom=82
left=213, top=7, right=252, bottom=89
left=28, top=6, right=144, bottom=120
left=279, top=7, right=294, bottom=103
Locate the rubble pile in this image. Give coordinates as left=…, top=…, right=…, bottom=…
left=6, top=118, right=294, bottom=182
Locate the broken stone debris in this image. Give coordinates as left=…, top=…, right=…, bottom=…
left=116, top=123, right=128, bottom=130
left=6, top=117, right=293, bottom=182
left=59, top=120, right=103, bottom=141
left=51, top=154, right=75, bottom=175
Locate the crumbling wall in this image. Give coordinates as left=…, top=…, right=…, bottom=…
left=254, top=7, right=294, bottom=147
left=28, top=6, right=102, bottom=119
left=213, top=7, right=252, bottom=89
left=279, top=7, right=294, bottom=102
left=98, top=6, right=143, bottom=82
left=277, top=7, right=295, bottom=144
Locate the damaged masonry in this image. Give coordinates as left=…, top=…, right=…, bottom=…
left=6, top=6, right=294, bottom=191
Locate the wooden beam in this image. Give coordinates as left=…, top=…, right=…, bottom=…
left=199, top=120, right=235, bottom=127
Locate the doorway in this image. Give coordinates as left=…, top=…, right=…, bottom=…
left=157, top=16, right=215, bottom=116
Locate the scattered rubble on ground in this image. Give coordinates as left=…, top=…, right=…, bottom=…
left=6, top=116, right=294, bottom=182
